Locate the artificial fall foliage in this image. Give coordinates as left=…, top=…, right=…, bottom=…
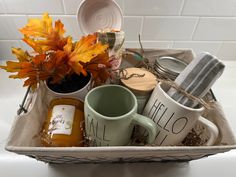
left=0, top=13, right=111, bottom=88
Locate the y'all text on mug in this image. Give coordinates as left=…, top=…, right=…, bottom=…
left=143, top=99, right=189, bottom=145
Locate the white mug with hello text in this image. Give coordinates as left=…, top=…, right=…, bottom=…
left=142, top=82, right=219, bottom=146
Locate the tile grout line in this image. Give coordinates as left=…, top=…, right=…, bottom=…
left=170, top=41, right=175, bottom=48
left=190, top=17, right=200, bottom=40
left=139, top=16, right=144, bottom=39
left=179, top=0, right=187, bottom=15
left=3, top=14, right=236, bottom=18
left=0, top=39, right=21, bottom=41
left=169, top=41, right=174, bottom=48
left=61, top=0, right=67, bottom=15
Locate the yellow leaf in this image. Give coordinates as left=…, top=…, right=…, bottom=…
left=20, top=12, right=52, bottom=38
left=67, top=34, right=109, bottom=78
left=0, top=61, right=22, bottom=72
left=63, top=37, right=73, bottom=54
left=69, top=34, right=108, bottom=63
left=20, top=13, right=67, bottom=54
left=55, top=20, right=65, bottom=37
left=12, top=48, right=32, bottom=62
left=22, top=35, right=46, bottom=54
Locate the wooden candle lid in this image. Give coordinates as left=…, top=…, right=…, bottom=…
left=120, top=67, right=157, bottom=94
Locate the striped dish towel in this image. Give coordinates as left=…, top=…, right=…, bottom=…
left=167, top=52, right=225, bottom=108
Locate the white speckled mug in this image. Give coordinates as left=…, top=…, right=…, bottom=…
left=142, top=82, right=219, bottom=146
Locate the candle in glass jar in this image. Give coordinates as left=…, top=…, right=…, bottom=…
left=40, top=98, right=85, bottom=147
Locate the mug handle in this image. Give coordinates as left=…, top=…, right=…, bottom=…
left=132, top=113, right=158, bottom=144
left=198, top=116, right=219, bottom=146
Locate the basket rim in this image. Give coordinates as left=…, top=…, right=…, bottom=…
left=5, top=144, right=236, bottom=153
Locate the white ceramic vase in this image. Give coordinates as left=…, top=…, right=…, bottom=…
left=45, top=73, right=92, bottom=102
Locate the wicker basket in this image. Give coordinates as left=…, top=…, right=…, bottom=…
left=5, top=49, right=236, bottom=163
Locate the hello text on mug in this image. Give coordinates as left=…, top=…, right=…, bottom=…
left=144, top=98, right=189, bottom=145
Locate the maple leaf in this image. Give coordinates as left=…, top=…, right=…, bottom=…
left=20, top=12, right=68, bottom=53
left=0, top=48, right=32, bottom=73
left=0, top=13, right=112, bottom=88
left=81, top=52, right=111, bottom=85
left=12, top=48, right=32, bottom=62
left=0, top=51, right=70, bottom=88
left=44, top=51, right=71, bottom=84
left=68, top=34, right=109, bottom=76
left=20, top=13, right=53, bottom=37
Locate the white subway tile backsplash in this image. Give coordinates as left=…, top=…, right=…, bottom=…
left=173, top=41, right=221, bottom=55
left=142, top=17, right=198, bottom=41
left=141, top=41, right=173, bottom=49
left=0, top=40, right=21, bottom=60
left=124, top=16, right=142, bottom=41
left=63, top=0, right=123, bottom=15
left=125, top=41, right=172, bottom=49
left=182, top=0, right=236, bottom=16
left=3, top=0, right=64, bottom=14
left=63, top=0, right=82, bottom=15
left=124, top=41, right=141, bottom=48
left=124, top=0, right=184, bottom=16
left=0, top=15, right=27, bottom=40
left=217, top=42, right=236, bottom=60
left=1, top=0, right=236, bottom=61
left=193, top=18, right=236, bottom=41
left=0, top=0, right=6, bottom=13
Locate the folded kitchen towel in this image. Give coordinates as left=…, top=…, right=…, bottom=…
left=167, top=52, right=225, bottom=108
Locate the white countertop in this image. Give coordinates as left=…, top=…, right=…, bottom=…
left=0, top=61, right=236, bottom=177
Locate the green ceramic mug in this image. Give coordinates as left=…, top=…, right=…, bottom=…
left=84, top=85, right=158, bottom=146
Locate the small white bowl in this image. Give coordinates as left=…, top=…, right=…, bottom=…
left=77, top=0, right=123, bottom=35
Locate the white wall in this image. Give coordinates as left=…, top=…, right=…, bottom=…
left=0, top=0, right=236, bottom=60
